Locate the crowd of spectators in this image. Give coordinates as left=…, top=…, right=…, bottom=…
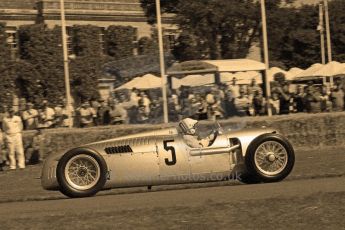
left=167, top=77, right=345, bottom=120
left=1, top=77, right=345, bottom=131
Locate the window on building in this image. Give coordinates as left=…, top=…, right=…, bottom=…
left=99, top=27, right=105, bottom=55
left=6, top=29, right=17, bottom=50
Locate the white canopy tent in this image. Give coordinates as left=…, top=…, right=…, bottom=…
left=294, top=63, right=324, bottom=79
left=288, top=67, right=304, bottom=78
left=220, top=71, right=262, bottom=85
left=167, top=59, right=266, bottom=88
left=167, top=59, right=266, bottom=76
left=293, top=62, right=345, bottom=84
left=311, top=61, right=345, bottom=77
left=203, top=59, right=266, bottom=72
left=171, top=74, right=215, bottom=89
left=267, top=67, right=293, bottom=81
left=115, top=74, right=161, bottom=90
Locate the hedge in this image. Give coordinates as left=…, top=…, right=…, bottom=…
left=19, top=112, right=345, bottom=159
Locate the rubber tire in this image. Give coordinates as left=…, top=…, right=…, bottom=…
left=243, top=133, right=295, bottom=183
left=56, top=148, right=107, bottom=198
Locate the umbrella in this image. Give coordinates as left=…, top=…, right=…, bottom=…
left=115, top=74, right=162, bottom=90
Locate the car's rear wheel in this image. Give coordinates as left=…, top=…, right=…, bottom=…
left=241, top=133, right=295, bottom=183
left=56, top=148, right=107, bottom=198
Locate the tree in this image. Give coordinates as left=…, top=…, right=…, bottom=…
left=71, top=25, right=103, bottom=57
left=172, top=32, right=206, bottom=61
left=140, top=0, right=179, bottom=24
left=0, top=22, right=13, bottom=105
left=174, top=0, right=262, bottom=60
left=0, top=23, right=10, bottom=63
left=138, top=36, right=158, bottom=55
left=266, top=0, right=345, bottom=69
left=69, top=25, right=106, bottom=101
left=105, top=26, right=137, bottom=59
left=69, top=56, right=105, bottom=101
left=329, top=0, right=345, bottom=62
left=18, top=24, right=65, bottom=105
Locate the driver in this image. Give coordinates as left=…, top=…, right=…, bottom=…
left=179, top=118, right=216, bottom=148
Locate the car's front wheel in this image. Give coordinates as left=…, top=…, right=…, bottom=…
left=56, top=148, right=107, bottom=198
left=242, top=133, right=295, bottom=183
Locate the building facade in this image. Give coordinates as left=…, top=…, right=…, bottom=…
left=0, top=0, right=177, bottom=48
left=0, top=0, right=178, bottom=103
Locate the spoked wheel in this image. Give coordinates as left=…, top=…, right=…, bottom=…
left=254, top=141, right=289, bottom=176
left=65, top=154, right=101, bottom=191
left=57, top=148, right=107, bottom=198
left=241, top=133, right=295, bottom=184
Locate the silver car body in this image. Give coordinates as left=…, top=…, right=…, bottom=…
left=41, top=126, right=276, bottom=190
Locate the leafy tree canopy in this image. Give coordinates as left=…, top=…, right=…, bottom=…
left=141, top=0, right=295, bottom=61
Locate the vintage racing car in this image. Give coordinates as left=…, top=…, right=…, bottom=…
left=41, top=119, right=295, bottom=198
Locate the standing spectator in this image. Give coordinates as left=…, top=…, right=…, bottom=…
left=294, top=85, right=306, bottom=113
left=253, top=90, right=266, bottom=116
left=139, top=92, right=151, bottom=110
left=194, top=93, right=208, bottom=120
left=331, top=84, right=345, bottom=112
left=205, top=88, right=216, bottom=105
left=207, top=95, right=225, bottom=121
left=234, top=87, right=250, bottom=116
left=90, top=100, right=101, bottom=117
left=269, top=92, right=280, bottom=115
left=109, top=100, right=128, bottom=125
left=2, top=108, right=25, bottom=170
left=228, top=77, right=240, bottom=99
left=53, top=103, right=64, bottom=127
left=189, top=97, right=201, bottom=119
left=171, top=93, right=181, bottom=116
left=59, top=98, right=75, bottom=128
left=246, top=86, right=255, bottom=116
left=21, top=102, right=38, bottom=130
left=149, top=98, right=163, bottom=123
left=223, top=89, right=236, bottom=118
left=129, top=88, right=140, bottom=106
left=136, top=98, right=150, bottom=123
left=77, top=102, right=97, bottom=128
left=97, top=99, right=110, bottom=125
left=304, top=85, right=321, bottom=113
left=168, top=97, right=179, bottom=122
left=38, top=100, right=55, bottom=128
left=320, top=85, right=332, bottom=112
left=277, top=83, right=292, bottom=115
left=25, top=128, right=45, bottom=164
left=248, top=78, right=262, bottom=98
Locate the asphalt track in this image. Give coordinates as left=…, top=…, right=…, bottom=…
left=0, top=147, right=344, bottom=229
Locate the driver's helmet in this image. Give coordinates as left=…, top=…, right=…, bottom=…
left=179, top=118, right=198, bottom=135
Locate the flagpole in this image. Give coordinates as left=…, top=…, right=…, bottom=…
left=155, top=0, right=169, bottom=123
left=260, top=0, right=272, bottom=117
left=319, top=3, right=326, bottom=65
left=60, top=0, right=72, bottom=128
left=324, top=0, right=332, bottom=62
left=323, top=0, right=333, bottom=87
